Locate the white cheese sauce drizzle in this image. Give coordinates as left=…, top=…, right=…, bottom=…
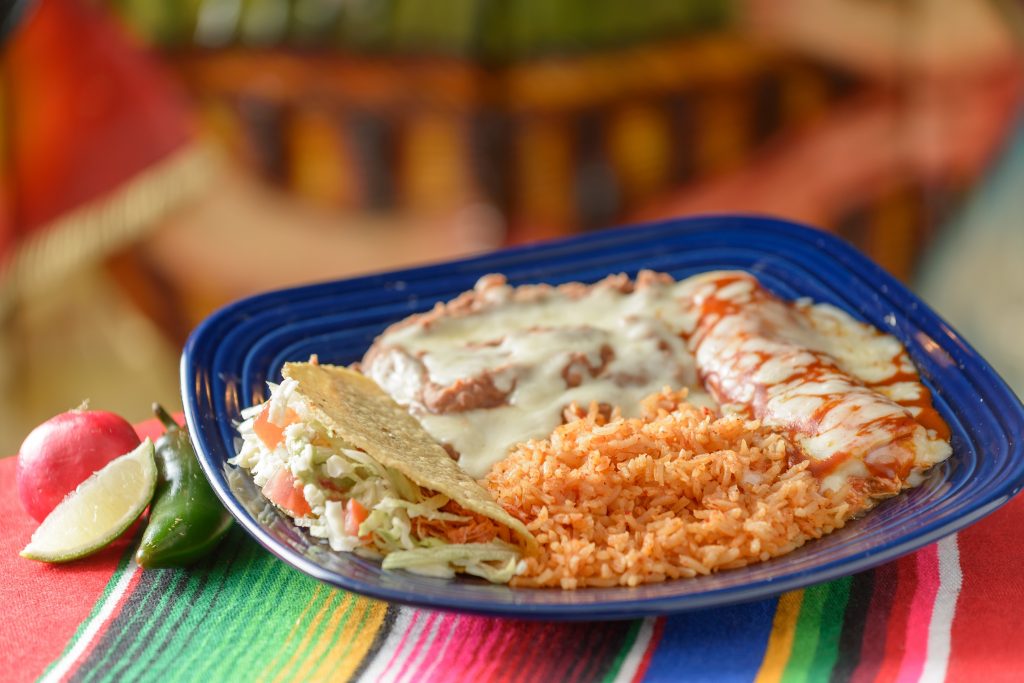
left=365, top=270, right=950, bottom=487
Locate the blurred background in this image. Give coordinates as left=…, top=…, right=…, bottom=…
left=2, top=0, right=1023, bottom=453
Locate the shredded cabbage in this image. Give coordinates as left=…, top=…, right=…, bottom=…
left=382, top=543, right=521, bottom=583
left=235, top=380, right=523, bottom=583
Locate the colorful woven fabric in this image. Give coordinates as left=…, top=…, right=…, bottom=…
left=2, top=419, right=1021, bottom=683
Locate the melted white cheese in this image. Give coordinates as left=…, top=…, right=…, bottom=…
left=366, top=276, right=711, bottom=478
left=364, top=270, right=950, bottom=492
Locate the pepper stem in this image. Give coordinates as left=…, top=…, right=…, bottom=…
left=152, top=403, right=180, bottom=432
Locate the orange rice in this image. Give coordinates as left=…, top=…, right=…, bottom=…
left=484, top=390, right=860, bottom=589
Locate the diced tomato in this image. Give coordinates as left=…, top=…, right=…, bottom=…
left=261, top=468, right=312, bottom=517
left=345, top=498, right=369, bottom=537
left=253, top=406, right=298, bottom=449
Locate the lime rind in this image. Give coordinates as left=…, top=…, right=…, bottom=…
left=21, top=439, right=157, bottom=563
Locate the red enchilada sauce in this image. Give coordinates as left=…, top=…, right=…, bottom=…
left=681, top=273, right=951, bottom=495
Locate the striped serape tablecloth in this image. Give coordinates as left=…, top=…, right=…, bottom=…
left=3, top=419, right=1022, bottom=683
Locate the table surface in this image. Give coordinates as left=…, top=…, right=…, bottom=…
left=2, top=418, right=1022, bottom=683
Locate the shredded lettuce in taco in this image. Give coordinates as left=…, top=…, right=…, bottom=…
left=232, top=363, right=534, bottom=582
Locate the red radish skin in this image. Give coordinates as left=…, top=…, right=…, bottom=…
left=16, top=410, right=142, bottom=521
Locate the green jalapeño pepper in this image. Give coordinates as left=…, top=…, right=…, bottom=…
left=135, top=404, right=233, bottom=567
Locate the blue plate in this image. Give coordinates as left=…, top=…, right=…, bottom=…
left=182, top=214, right=1024, bottom=620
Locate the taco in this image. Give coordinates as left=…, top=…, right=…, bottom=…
left=232, top=361, right=536, bottom=583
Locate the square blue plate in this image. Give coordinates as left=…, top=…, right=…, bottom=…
left=182, top=215, right=1024, bottom=620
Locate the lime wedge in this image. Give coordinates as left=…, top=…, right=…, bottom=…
left=21, top=439, right=157, bottom=563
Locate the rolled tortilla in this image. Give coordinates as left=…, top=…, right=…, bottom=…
left=678, top=272, right=951, bottom=499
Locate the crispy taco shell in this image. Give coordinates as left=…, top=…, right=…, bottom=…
left=281, top=362, right=537, bottom=553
